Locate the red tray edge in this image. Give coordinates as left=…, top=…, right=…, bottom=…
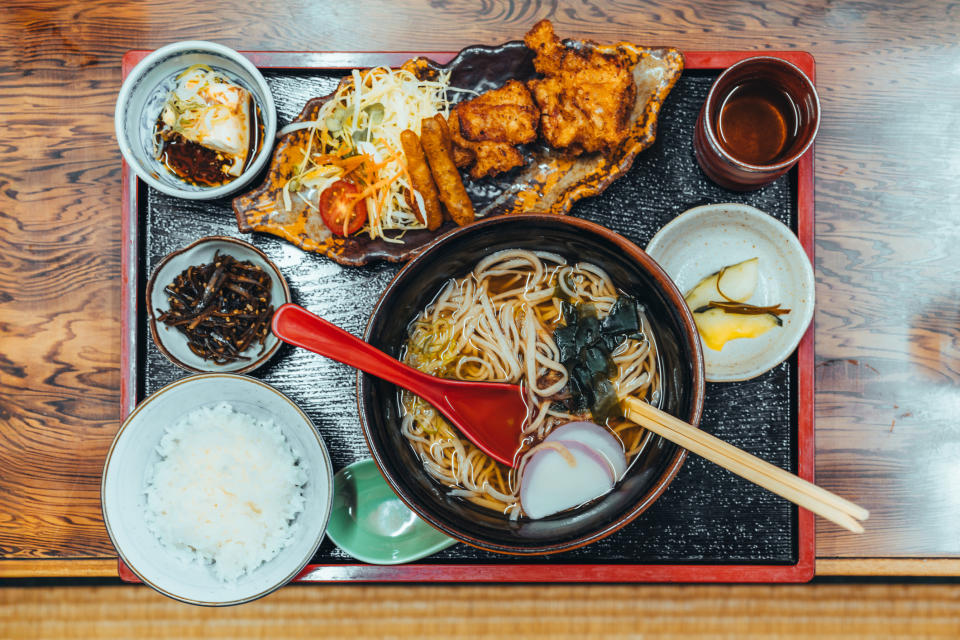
left=118, top=49, right=816, bottom=584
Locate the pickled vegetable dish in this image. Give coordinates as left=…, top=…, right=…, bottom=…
left=156, top=252, right=274, bottom=364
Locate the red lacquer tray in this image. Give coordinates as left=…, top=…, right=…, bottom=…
left=119, top=49, right=815, bottom=583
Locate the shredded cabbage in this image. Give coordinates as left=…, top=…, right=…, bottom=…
left=279, top=66, right=452, bottom=240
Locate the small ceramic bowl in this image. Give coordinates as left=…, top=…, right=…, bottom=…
left=115, top=40, right=276, bottom=200
left=359, top=214, right=705, bottom=555
left=645, top=203, right=815, bottom=382
left=146, top=236, right=290, bottom=373
left=101, top=373, right=334, bottom=606
left=693, top=56, right=820, bottom=190
left=326, top=459, right=456, bottom=565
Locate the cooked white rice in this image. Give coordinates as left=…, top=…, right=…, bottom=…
left=143, top=402, right=307, bottom=582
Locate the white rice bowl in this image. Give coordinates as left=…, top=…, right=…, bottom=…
left=102, top=374, right=333, bottom=606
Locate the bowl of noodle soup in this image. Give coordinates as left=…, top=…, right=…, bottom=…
left=360, top=215, right=704, bottom=555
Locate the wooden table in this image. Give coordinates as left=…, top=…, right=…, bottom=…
left=1, top=0, right=958, bottom=581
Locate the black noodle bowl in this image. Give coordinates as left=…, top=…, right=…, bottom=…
left=359, top=215, right=705, bottom=555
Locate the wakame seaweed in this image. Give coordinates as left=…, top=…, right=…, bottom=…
left=553, top=294, right=643, bottom=422
left=602, top=295, right=641, bottom=335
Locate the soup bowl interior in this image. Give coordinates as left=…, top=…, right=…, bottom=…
left=359, top=215, right=704, bottom=555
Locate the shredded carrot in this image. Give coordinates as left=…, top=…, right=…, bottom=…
left=336, top=156, right=368, bottom=175
left=374, top=179, right=392, bottom=225
left=339, top=164, right=362, bottom=182
left=350, top=170, right=403, bottom=205
left=305, top=153, right=374, bottom=185
left=344, top=155, right=367, bottom=169
left=368, top=151, right=402, bottom=174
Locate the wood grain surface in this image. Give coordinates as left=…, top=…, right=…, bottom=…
left=0, top=0, right=958, bottom=571
left=4, top=584, right=960, bottom=639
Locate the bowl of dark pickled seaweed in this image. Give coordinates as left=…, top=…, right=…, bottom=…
left=146, top=236, right=290, bottom=373
left=359, top=215, right=705, bottom=555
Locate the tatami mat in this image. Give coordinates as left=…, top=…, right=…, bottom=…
left=2, top=584, right=958, bottom=639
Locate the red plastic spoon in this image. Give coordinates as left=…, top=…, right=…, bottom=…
left=271, top=303, right=529, bottom=467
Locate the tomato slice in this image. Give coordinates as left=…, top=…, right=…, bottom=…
left=319, top=180, right=367, bottom=236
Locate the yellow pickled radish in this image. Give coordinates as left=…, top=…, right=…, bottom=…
left=684, top=258, right=785, bottom=351
left=690, top=306, right=781, bottom=351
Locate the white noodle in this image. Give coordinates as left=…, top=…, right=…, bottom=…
left=399, top=250, right=661, bottom=514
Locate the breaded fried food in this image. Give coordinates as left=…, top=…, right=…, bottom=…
left=451, top=140, right=475, bottom=170
left=432, top=114, right=455, bottom=158
left=448, top=107, right=525, bottom=180
left=400, top=129, right=444, bottom=230
left=457, top=80, right=540, bottom=145
left=524, top=19, right=636, bottom=155
left=420, top=116, right=475, bottom=226
left=429, top=115, right=460, bottom=220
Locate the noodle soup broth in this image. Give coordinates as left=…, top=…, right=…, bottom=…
left=359, top=215, right=702, bottom=555
left=398, top=249, right=663, bottom=520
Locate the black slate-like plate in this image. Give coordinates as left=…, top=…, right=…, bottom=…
left=232, top=40, right=682, bottom=266
left=130, top=64, right=801, bottom=574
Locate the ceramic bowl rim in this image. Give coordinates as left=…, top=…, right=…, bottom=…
left=357, top=214, right=705, bottom=555
left=100, top=372, right=333, bottom=606
left=114, top=40, right=277, bottom=200
left=145, top=235, right=291, bottom=374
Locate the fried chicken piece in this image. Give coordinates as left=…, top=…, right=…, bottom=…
left=469, top=142, right=524, bottom=180
left=448, top=107, right=525, bottom=180
left=525, top=20, right=565, bottom=76
left=457, top=80, right=540, bottom=145
left=524, top=19, right=636, bottom=155
left=451, top=141, right=475, bottom=169
left=447, top=108, right=476, bottom=170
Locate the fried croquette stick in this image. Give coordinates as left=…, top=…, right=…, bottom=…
left=400, top=129, right=444, bottom=231
left=434, top=115, right=458, bottom=222
left=431, top=115, right=460, bottom=221
left=420, top=116, right=474, bottom=226
left=432, top=114, right=455, bottom=157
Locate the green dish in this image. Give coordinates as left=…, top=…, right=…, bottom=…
left=326, top=459, right=456, bottom=564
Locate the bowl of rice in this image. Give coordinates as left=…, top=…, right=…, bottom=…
left=101, top=373, right=333, bottom=606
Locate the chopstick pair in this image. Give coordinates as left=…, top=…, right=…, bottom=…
left=622, top=396, right=869, bottom=534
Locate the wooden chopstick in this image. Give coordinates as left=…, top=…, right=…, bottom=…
left=625, top=398, right=869, bottom=521
left=622, top=396, right=869, bottom=533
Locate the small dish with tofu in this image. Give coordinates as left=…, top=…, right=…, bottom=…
left=116, top=41, right=276, bottom=200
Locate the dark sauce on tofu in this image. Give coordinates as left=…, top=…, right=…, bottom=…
left=715, top=80, right=798, bottom=165
left=153, top=99, right=264, bottom=187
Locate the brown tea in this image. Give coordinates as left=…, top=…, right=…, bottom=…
left=715, top=80, right=798, bottom=166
